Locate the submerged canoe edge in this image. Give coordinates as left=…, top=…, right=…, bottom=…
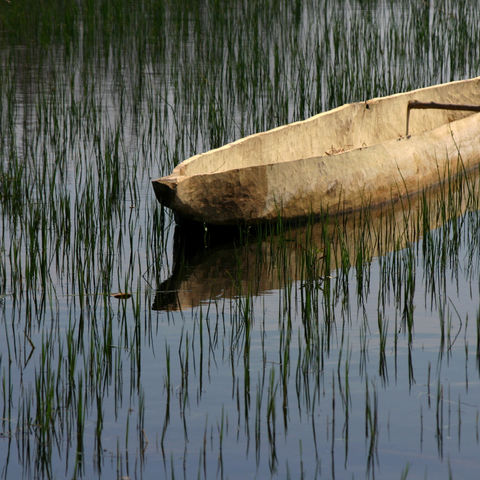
left=152, top=77, right=480, bottom=226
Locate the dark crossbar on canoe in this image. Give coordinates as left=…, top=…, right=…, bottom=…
left=406, top=100, right=480, bottom=136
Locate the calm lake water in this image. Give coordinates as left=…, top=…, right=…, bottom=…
left=1, top=0, right=480, bottom=478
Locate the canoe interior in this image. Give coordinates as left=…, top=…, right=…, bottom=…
left=173, top=76, right=480, bottom=177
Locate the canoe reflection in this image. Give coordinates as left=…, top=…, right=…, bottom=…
left=153, top=177, right=477, bottom=311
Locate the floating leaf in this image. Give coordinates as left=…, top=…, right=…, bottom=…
left=111, top=292, right=131, bottom=299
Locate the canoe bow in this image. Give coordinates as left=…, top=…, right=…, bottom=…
left=152, top=175, right=178, bottom=208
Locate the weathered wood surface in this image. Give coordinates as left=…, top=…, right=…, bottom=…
left=152, top=76, right=480, bottom=225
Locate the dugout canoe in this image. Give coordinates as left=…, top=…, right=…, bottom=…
left=152, top=77, right=480, bottom=226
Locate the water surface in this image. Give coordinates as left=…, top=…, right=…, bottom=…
left=1, top=1, right=480, bottom=478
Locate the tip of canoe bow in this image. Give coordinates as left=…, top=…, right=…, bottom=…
left=152, top=175, right=178, bottom=207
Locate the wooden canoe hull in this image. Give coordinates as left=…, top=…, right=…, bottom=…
left=152, top=77, right=480, bottom=225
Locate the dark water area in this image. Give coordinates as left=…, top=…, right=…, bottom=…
left=1, top=0, right=480, bottom=478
